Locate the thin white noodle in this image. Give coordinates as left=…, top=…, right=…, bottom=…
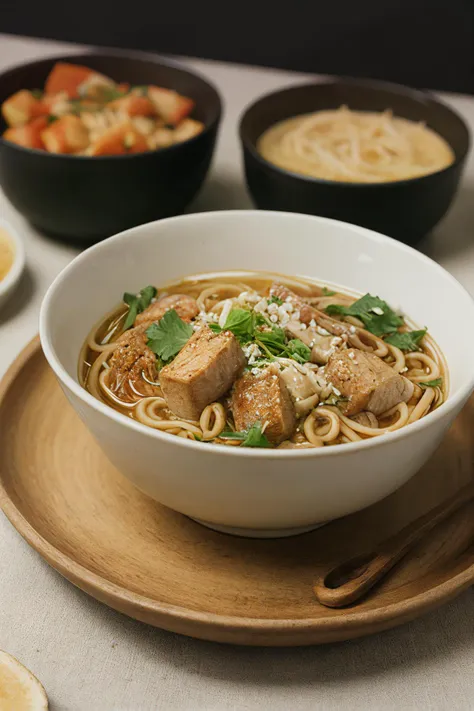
left=258, top=108, right=454, bottom=183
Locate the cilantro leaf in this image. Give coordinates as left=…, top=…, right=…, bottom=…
left=419, top=378, right=443, bottom=389
left=268, top=295, right=283, bottom=306
left=31, top=89, right=43, bottom=99
left=385, top=329, right=427, bottom=352
left=223, top=308, right=256, bottom=342
left=210, top=308, right=256, bottom=342
left=287, top=339, right=311, bottom=363
left=256, top=327, right=286, bottom=354
left=322, top=286, right=336, bottom=296
left=220, top=422, right=272, bottom=448
left=47, top=114, right=58, bottom=125
left=325, top=294, right=403, bottom=336
left=123, top=285, right=157, bottom=329
left=146, top=309, right=193, bottom=361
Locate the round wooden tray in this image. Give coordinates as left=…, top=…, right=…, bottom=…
left=1, top=338, right=474, bottom=646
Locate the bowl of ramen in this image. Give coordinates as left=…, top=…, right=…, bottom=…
left=0, top=53, right=221, bottom=242
left=239, top=79, right=470, bottom=245
left=0, top=219, right=25, bottom=310
left=40, top=210, right=474, bottom=537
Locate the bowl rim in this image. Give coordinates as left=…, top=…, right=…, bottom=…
left=0, top=218, right=26, bottom=302
left=39, top=209, right=474, bottom=459
left=0, top=50, right=222, bottom=162
left=238, top=77, right=471, bottom=189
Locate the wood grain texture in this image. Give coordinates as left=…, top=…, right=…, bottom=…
left=0, top=337, right=473, bottom=646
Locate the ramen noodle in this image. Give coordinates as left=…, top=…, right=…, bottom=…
left=79, top=272, right=447, bottom=449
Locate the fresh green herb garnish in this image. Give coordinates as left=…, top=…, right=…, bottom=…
left=287, top=339, right=312, bottom=363
left=46, top=114, right=58, bottom=125
left=209, top=308, right=255, bottom=343
left=31, top=89, right=43, bottom=99
left=193, top=434, right=202, bottom=441
left=385, top=329, right=427, bottom=352
left=146, top=309, right=193, bottom=361
left=220, top=422, right=272, bottom=448
left=322, top=287, right=336, bottom=296
left=223, top=308, right=256, bottom=342
left=419, top=378, right=443, bottom=389
left=268, top=295, right=283, bottom=306
left=100, top=86, right=126, bottom=102
left=211, top=308, right=311, bottom=364
left=123, top=285, right=157, bottom=329
left=256, top=327, right=286, bottom=353
left=326, top=294, right=403, bottom=336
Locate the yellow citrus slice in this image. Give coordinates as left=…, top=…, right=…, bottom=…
left=0, top=650, right=48, bottom=710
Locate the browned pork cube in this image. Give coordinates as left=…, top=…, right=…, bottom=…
left=108, top=323, right=159, bottom=401
left=160, top=327, right=245, bottom=420
left=325, top=349, right=414, bottom=416
left=135, top=294, right=199, bottom=326
left=231, top=365, right=296, bottom=444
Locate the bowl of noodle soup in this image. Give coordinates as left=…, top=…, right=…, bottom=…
left=40, top=210, right=474, bottom=537
left=239, top=79, right=469, bottom=245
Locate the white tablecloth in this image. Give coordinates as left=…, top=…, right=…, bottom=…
left=1, top=34, right=474, bottom=711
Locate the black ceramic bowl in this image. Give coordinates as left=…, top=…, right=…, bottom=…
left=0, top=52, right=222, bottom=243
left=239, top=79, right=470, bottom=245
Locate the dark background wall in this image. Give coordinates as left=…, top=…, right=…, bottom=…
left=1, top=0, right=473, bottom=93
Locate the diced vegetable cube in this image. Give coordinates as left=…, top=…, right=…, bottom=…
left=1, top=90, right=47, bottom=127
left=45, top=62, right=95, bottom=98
left=89, top=123, right=148, bottom=155
left=41, top=114, right=90, bottom=154
left=148, top=87, right=194, bottom=125
left=3, top=116, right=48, bottom=149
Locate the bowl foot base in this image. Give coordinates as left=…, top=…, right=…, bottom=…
left=189, top=517, right=327, bottom=538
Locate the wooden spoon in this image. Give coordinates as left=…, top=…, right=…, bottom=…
left=314, top=481, right=474, bottom=608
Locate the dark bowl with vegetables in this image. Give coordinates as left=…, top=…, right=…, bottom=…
left=0, top=52, right=221, bottom=243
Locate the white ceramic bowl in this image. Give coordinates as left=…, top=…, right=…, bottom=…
left=0, top=219, right=25, bottom=310
left=40, top=211, right=474, bottom=537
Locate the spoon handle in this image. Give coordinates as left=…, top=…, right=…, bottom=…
left=313, top=481, right=474, bottom=608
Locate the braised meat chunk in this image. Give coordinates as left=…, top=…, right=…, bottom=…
left=108, top=324, right=159, bottom=401
left=135, top=294, right=199, bottom=326
left=325, top=349, right=414, bottom=416
left=160, top=326, right=246, bottom=420
left=231, top=365, right=296, bottom=444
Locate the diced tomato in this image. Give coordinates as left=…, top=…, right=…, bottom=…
left=117, top=83, right=131, bottom=93
left=107, top=94, right=156, bottom=117
left=1, top=90, right=48, bottom=127
left=148, top=87, right=194, bottom=125
left=41, top=114, right=89, bottom=154
left=89, top=123, right=148, bottom=156
left=3, top=116, right=49, bottom=149
left=45, top=62, right=95, bottom=98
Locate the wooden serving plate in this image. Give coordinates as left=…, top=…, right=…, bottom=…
left=1, top=338, right=474, bottom=646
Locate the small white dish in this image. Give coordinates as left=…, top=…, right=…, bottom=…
left=40, top=211, right=474, bottom=537
left=0, top=218, right=26, bottom=310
